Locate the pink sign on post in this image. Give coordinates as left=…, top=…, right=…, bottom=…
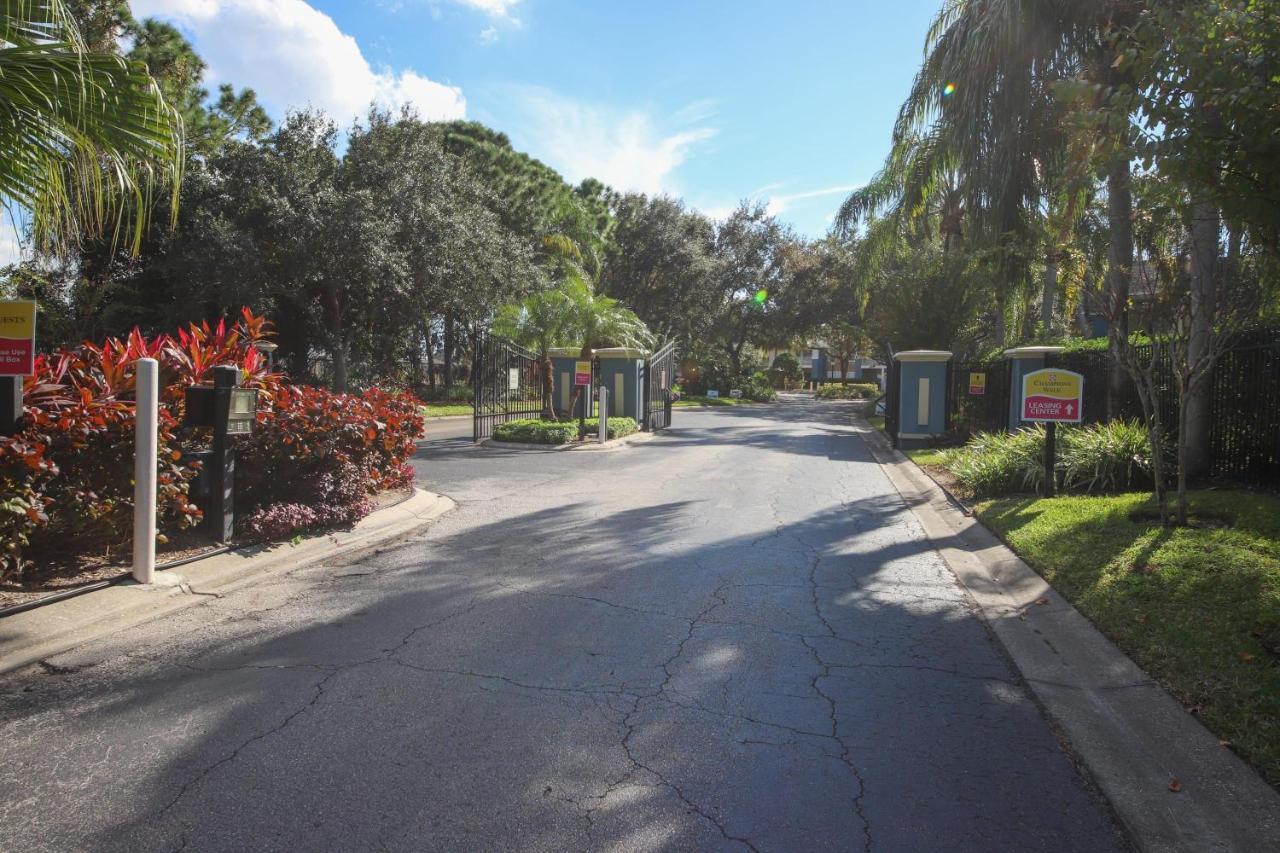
left=1021, top=369, right=1084, bottom=423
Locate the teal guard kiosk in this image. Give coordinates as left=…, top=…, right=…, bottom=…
left=810, top=347, right=828, bottom=386
left=594, top=347, right=646, bottom=424
left=1003, top=346, right=1064, bottom=430
left=549, top=347, right=590, bottom=418
left=893, top=350, right=952, bottom=449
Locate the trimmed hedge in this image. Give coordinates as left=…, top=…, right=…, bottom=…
left=815, top=382, right=879, bottom=400
left=493, top=417, right=639, bottom=444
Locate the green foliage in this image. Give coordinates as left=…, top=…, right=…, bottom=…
left=943, top=421, right=1158, bottom=498
left=739, top=371, right=778, bottom=402
left=1, top=0, right=183, bottom=257
left=978, top=490, right=1280, bottom=788
left=493, top=417, right=638, bottom=444
left=815, top=383, right=879, bottom=400
left=769, top=352, right=802, bottom=388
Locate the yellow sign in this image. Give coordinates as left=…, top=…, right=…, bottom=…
left=1021, top=368, right=1084, bottom=422
left=574, top=360, right=592, bottom=386
left=0, top=300, right=36, bottom=376
left=968, top=372, right=986, bottom=395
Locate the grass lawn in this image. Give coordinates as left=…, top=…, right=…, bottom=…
left=867, top=414, right=885, bottom=432
left=419, top=403, right=473, bottom=418
left=978, top=490, right=1280, bottom=788
left=904, top=447, right=949, bottom=466
left=673, top=395, right=758, bottom=407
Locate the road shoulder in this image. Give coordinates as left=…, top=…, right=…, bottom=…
left=860, top=422, right=1280, bottom=852
left=0, top=487, right=455, bottom=676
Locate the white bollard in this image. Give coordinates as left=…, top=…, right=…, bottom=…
left=598, top=386, right=608, bottom=444
left=132, top=358, right=159, bottom=584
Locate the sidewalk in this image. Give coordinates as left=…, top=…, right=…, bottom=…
left=862, top=423, right=1280, bottom=852
left=0, top=487, right=454, bottom=675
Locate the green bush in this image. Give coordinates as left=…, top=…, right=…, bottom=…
left=492, top=417, right=639, bottom=444
left=815, top=382, right=880, bottom=400
left=739, top=371, right=778, bottom=402
left=943, top=420, right=1157, bottom=498
left=1058, top=419, right=1159, bottom=493
left=493, top=419, right=579, bottom=444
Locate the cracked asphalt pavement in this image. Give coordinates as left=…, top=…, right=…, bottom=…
left=0, top=398, right=1127, bottom=852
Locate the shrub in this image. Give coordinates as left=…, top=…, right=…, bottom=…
left=1058, top=420, right=1159, bottom=494
left=235, top=385, right=423, bottom=541
left=493, top=419, right=579, bottom=444
left=735, top=371, right=777, bottom=402
left=943, top=420, right=1158, bottom=498
left=492, top=417, right=640, bottom=444
left=816, top=382, right=880, bottom=400
left=0, top=309, right=424, bottom=579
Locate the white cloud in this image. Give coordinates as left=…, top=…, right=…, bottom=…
left=455, top=0, right=520, bottom=19
left=0, top=225, right=24, bottom=267
left=133, top=0, right=465, bottom=125
left=763, top=184, right=862, bottom=217
left=478, top=25, right=499, bottom=45
left=506, top=88, right=716, bottom=196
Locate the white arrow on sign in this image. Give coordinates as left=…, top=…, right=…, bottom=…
left=1066, top=403, right=1074, bottom=415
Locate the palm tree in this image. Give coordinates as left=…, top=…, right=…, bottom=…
left=0, top=0, right=183, bottom=257
left=493, top=285, right=576, bottom=419
left=838, top=0, right=1133, bottom=350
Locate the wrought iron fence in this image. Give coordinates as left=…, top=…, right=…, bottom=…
left=471, top=330, right=544, bottom=441
left=643, top=341, right=677, bottom=432
left=947, top=360, right=1009, bottom=437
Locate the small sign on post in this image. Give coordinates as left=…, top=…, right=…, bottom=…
left=1020, top=368, right=1084, bottom=497
left=968, top=372, right=986, bottom=395
left=0, top=301, right=36, bottom=436
left=574, top=361, right=592, bottom=386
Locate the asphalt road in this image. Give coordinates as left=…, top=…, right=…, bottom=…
left=0, top=399, right=1126, bottom=852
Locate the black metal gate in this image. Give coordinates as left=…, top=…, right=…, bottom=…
left=642, top=341, right=677, bottom=432
left=472, top=330, right=545, bottom=441
left=885, top=359, right=902, bottom=447
left=947, top=360, right=1009, bottom=437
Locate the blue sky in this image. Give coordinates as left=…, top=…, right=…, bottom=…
left=141, top=1, right=940, bottom=238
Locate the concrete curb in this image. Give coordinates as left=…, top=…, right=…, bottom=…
left=861, top=423, right=1280, bottom=851
left=481, top=431, right=658, bottom=453
left=0, top=487, right=455, bottom=676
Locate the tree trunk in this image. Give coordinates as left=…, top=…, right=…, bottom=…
left=541, top=353, right=555, bottom=420
left=1184, top=200, right=1219, bottom=481
left=839, top=356, right=850, bottom=385
left=443, top=314, right=455, bottom=390
left=426, top=324, right=437, bottom=394
left=993, top=297, right=1007, bottom=348
left=332, top=340, right=349, bottom=394
left=1041, top=251, right=1057, bottom=336
left=1106, top=159, right=1133, bottom=419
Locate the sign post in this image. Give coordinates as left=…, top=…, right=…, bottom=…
left=0, top=301, right=36, bottom=436
left=1020, top=368, right=1084, bottom=497
left=574, top=360, right=591, bottom=439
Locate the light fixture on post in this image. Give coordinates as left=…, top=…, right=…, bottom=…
left=253, top=340, right=279, bottom=368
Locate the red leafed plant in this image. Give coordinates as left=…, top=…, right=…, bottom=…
left=1, top=308, right=422, bottom=582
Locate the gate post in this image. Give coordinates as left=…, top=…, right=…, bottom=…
left=892, top=350, right=952, bottom=449
left=1003, top=346, right=1064, bottom=431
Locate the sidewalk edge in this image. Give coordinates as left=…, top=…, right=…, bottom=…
left=861, top=423, right=1280, bottom=852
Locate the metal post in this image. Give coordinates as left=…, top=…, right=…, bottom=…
left=0, top=376, right=21, bottom=436
left=1044, top=421, right=1056, bottom=498
left=132, top=358, right=159, bottom=583
left=598, top=386, right=608, bottom=444
left=207, top=365, right=239, bottom=541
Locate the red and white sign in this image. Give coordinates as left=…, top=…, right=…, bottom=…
left=574, top=360, right=592, bottom=386
left=0, top=301, right=36, bottom=376
left=1021, top=368, right=1084, bottom=423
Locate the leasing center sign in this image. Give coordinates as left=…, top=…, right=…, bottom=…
left=0, top=301, right=36, bottom=376
left=1021, top=368, right=1083, bottom=422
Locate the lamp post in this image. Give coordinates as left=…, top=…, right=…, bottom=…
left=253, top=340, right=279, bottom=369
